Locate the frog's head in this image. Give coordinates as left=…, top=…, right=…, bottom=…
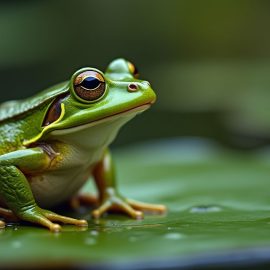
left=24, top=59, right=156, bottom=145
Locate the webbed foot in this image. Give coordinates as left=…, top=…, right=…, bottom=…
left=18, top=206, right=88, bottom=232
left=92, top=188, right=166, bottom=219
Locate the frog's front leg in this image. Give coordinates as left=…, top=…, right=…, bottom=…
left=91, top=149, right=166, bottom=219
left=0, top=147, right=87, bottom=231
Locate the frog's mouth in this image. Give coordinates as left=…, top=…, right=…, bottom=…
left=50, top=103, right=151, bottom=136
left=23, top=102, right=152, bottom=146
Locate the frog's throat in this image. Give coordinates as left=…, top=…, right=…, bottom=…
left=23, top=103, right=66, bottom=147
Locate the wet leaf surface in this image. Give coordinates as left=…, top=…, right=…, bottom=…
left=1, top=138, right=270, bottom=269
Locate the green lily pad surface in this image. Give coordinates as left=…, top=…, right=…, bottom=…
left=1, top=138, right=270, bottom=269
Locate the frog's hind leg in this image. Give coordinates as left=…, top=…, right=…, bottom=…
left=92, top=149, right=167, bottom=219
left=0, top=147, right=88, bottom=231
left=0, top=167, right=88, bottom=231
left=126, top=199, right=167, bottom=213
left=41, top=209, right=88, bottom=227
left=70, top=193, right=98, bottom=210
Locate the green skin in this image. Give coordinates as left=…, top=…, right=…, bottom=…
left=0, top=58, right=166, bottom=232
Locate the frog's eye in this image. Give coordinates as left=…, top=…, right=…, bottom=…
left=73, top=71, right=106, bottom=102
left=127, top=62, right=139, bottom=78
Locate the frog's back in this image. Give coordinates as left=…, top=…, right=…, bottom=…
left=0, top=82, right=68, bottom=123
left=0, top=82, right=69, bottom=155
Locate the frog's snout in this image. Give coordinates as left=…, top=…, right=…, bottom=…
left=127, top=81, right=151, bottom=93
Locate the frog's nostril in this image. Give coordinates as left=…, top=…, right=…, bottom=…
left=128, top=83, right=138, bottom=92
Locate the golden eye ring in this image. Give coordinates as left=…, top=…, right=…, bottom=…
left=127, top=62, right=139, bottom=78
left=73, top=70, right=106, bottom=103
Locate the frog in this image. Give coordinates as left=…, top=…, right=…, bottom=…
left=0, top=58, right=166, bottom=232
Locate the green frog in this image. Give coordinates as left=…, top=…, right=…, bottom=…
left=0, top=59, right=166, bottom=231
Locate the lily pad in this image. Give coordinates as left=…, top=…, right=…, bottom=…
left=1, top=138, right=270, bottom=269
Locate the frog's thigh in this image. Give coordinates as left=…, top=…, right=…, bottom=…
left=0, top=148, right=51, bottom=218
left=0, top=148, right=51, bottom=211
left=0, top=147, right=88, bottom=231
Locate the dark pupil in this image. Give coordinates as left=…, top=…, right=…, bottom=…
left=81, top=77, right=100, bottom=90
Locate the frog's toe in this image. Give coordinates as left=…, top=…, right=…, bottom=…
left=134, top=210, right=144, bottom=219
left=113, top=200, right=144, bottom=219
left=92, top=195, right=167, bottom=220
left=92, top=201, right=111, bottom=219
left=0, top=220, right=5, bottom=229
left=17, top=206, right=88, bottom=231
left=92, top=198, right=144, bottom=220
left=50, top=223, right=61, bottom=232
left=77, top=219, right=88, bottom=226
left=18, top=207, right=62, bottom=231
left=43, top=210, right=88, bottom=227
left=127, top=199, right=167, bottom=213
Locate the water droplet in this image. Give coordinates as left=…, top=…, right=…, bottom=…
left=165, top=233, right=184, bottom=240
left=85, top=238, right=96, bottom=246
left=90, top=230, right=99, bottom=236
left=11, top=241, right=22, bottom=249
left=190, top=205, right=222, bottom=213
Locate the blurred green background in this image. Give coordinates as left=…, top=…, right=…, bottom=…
left=1, top=0, right=270, bottom=149
left=2, top=1, right=270, bottom=268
